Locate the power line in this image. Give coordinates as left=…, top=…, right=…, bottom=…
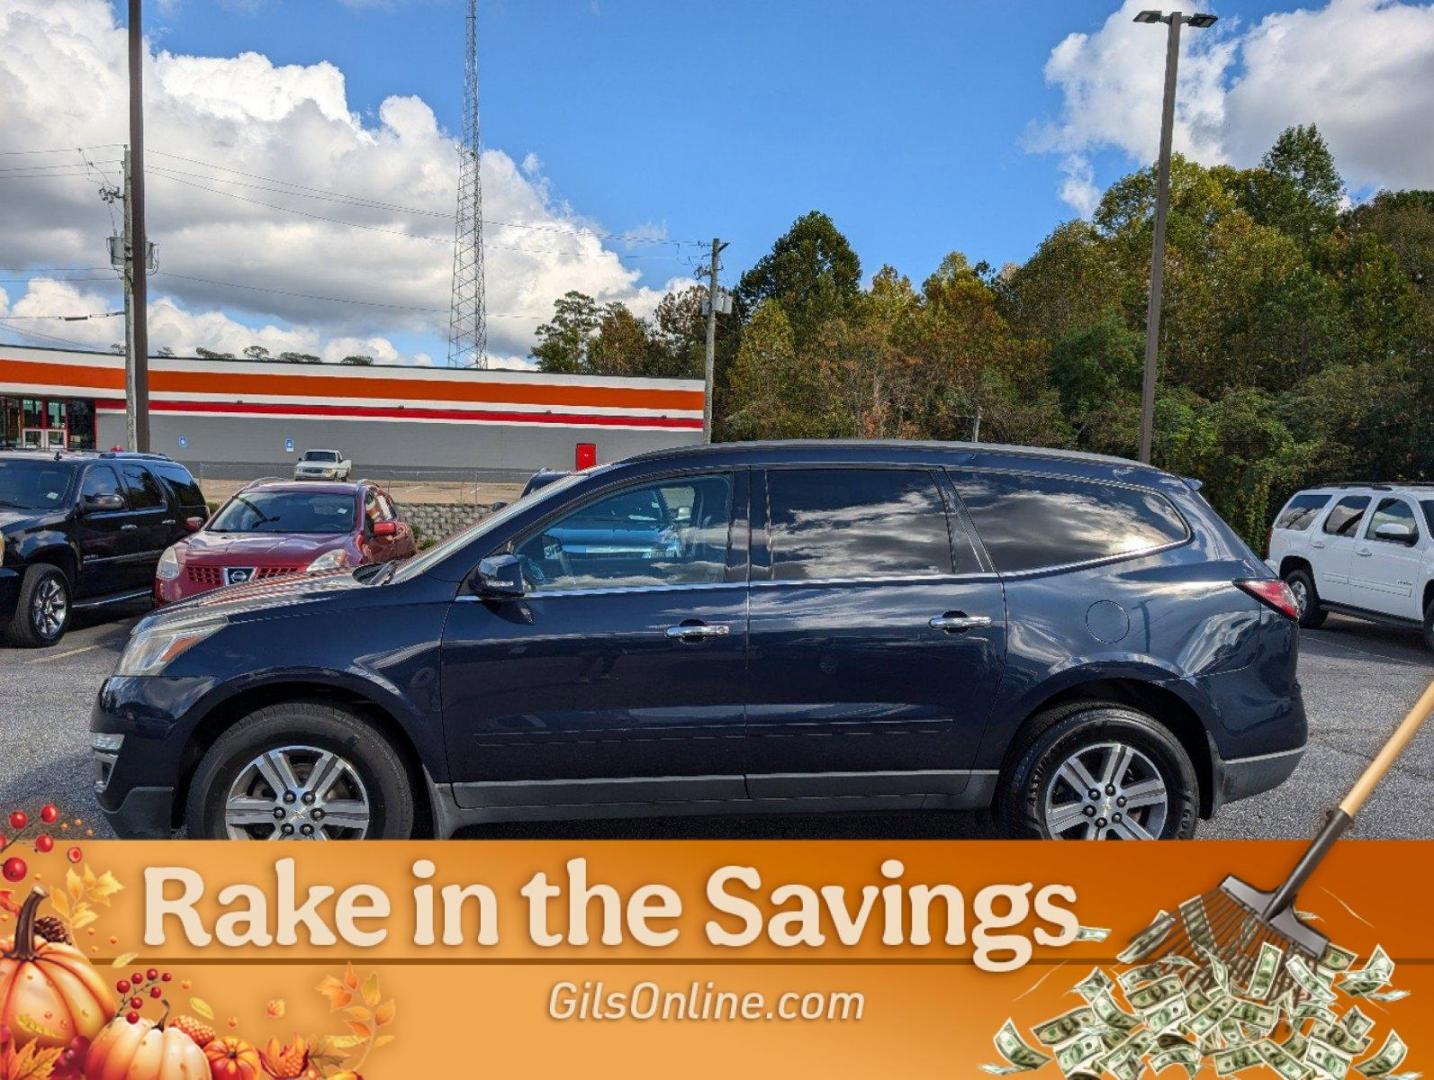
left=154, top=270, right=547, bottom=318
left=0, top=321, right=112, bottom=350
left=0, top=144, right=124, bottom=157
left=0, top=311, right=122, bottom=320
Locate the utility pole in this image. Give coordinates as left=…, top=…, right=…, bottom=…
left=1134, top=9, right=1217, bottom=464
left=121, top=148, right=138, bottom=453
left=126, top=0, right=151, bottom=451
left=702, top=237, right=728, bottom=444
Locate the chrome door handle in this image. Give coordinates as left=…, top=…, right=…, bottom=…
left=929, top=613, right=992, bottom=632
left=1311, top=540, right=1326, bottom=548
left=162, top=519, right=176, bottom=526
left=665, top=623, right=730, bottom=640
left=1355, top=548, right=1373, bottom=557
left=119, top=523, right=138, bottom=531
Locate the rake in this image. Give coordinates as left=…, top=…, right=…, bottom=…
left=1140, top=678, right=1434, bottom=1003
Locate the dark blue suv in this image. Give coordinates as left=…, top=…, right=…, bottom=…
left=90, top=441, right=1306, bottom=840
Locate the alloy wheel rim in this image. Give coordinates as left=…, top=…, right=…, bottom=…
left=1041, top=741, right=1169, bottom=840
left=1289, top=578, right=1308, bottom=615
left=223, top=745, right=371, bottom=840
left=31, top=577, right=67, bottom=639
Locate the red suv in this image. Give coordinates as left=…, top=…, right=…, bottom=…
left=154, top=479, right=416, bottom=605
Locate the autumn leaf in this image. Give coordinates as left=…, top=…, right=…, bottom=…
left=360, top=972, right=381, bottom=1008
left=190, top=997, right=215, bottom=1020
left=342, top=963, right=359, bottom=990
left=265, top=999, right=285, bottom=1019
left=344, top=1020, right=372, bottom=1040
left=315, top=975, right=353, bottom=1011
left=110, top=952, right=138, bottom=968
left=3, top=1041, right=64, bottom=1080
left=373, top=1000, right=396, bottom=1027
left=342, top=1006, right=371, bottom=1025
left=373, top=1034, right=396, bottom=1049
left=0, top=890, right=20, bottom=917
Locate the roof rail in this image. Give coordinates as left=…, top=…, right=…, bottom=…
left=240, top=476, right=288, bottom=490
left=98, top=450, right=174, bottom=462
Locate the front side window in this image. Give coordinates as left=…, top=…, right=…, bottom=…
left=766, top=468, right=955, bottom=581
left=209, top=491, right=358, bottom=534
left=1275, top=493, right=1331, bottom=531
left=0, top=461, right=75, bottom=510
left=1367, top=498, right=1419, bottom=546
left=952, top=471, right=1189, bottom=574
left=1322, top=496, right=1370, bottom=537
left=513, top=473, right=733, bottom=591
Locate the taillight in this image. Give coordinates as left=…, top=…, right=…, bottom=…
left=1236, top=578, right=1299, bottom=620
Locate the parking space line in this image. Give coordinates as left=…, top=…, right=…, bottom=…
left=1302, top=633, right=1429, bottom=670
left=25, top=644, right=99, bottom=664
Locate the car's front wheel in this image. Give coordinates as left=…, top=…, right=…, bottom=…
left=184, top=702, right=415, bottom=839
left=995, top=703, right=1199, bottom=840
left=4, top=564, right=71, bottom=648
left=1424, top=598, right=1433, bottom=653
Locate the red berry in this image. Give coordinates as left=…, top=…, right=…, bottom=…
left=131, top=972, right=143, bottom=985
left=35, top=835, right=53, bottom=853
left=126, top=1012, right=139, bottom=1024
left=2, top=857, right=27, bottom=883
left=9, top=812, right=26, bottom=831
left=150, top=986, right=162, bottom=999
left=146, top=968, right=159, bottom=981
left=161, top=972, right=172, bottom=982
left=66, top=846, right=82, bottom=864
left=40, top=805, right=58, bottom=825
left=116, top=980, right=130, bottom=994
left=129, top=997, right=143, bottom=1010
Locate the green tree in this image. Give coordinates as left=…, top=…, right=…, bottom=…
left=340, top=354, right=375, bottom=366
left=531, top=291, right=602, bottom=374
left=735, top=211, right=861, bottom=337
left=243, top=345, right=270, bottom=360
left=723, top=300, right=828, bottom=439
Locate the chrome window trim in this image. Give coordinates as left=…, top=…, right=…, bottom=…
left=455, top=579, right=748, bottom=601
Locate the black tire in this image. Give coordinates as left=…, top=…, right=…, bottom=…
left=994, top=702, right=1199, bottom=840
left=4, top=564, right=71, bottom=648
left=1424, top=600, right=1434, bottom=654
left=184, top=702, right=415, bottom=840
left=1283, top=567, right=1327, bottom=629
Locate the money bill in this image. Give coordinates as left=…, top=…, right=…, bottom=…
left=1145, top=997, right=1191, bottom=1034
left=1075, top=925, right=1112, bottom=942
left=1033, top=1007, right=1099, bottom=1047
left=1363, top=989, right=1409, bottom=1003
left=1259, top=1038, right=1313, bottom=1080
left=1247, top=941, right=1285, bottom=1001
left=1320, top=943, right=1359, bottom=973
left=1151, top=1044, right=1201, bottom=1078
left=984, top=1019, right=1053, bottom=1075
left=1288, top=955, right=1339, bottom=1005
left=1200, top=946, right=1232, bottom=993
left=1343, top=1007, right=1376, bottom=1040
left=1313, top=1020, right=1373, bottom=1056
left=1091, top=991, right=1142, bottom=1034
left=1306, top=1038, right=1354, bottom=1079
left=1228, top=999, right=1279, bottom=1034
left=1214, top=1045, right=1264, bottom=1076
left=1340, top=947, right=1395, bottom=997
left=1118, top=911, right=1176, bottom=964
left=1356, top=1032, right=1408, bottom=1078
left=1128, top=975, right=1185, bottom=1014
left=1179, top=895, right=1216, bottom=952
left=1073, top=968, right=1114, bottom=1002
left=1188, top=998, right=1237, bottom=1039
left=1056, top=1033, right=1107, bottom=1076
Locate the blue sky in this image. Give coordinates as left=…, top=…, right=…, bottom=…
left=146, top=0, right=1289, bottom=288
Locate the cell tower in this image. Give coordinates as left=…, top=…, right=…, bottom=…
left=447, top=0, right=487, bottom=368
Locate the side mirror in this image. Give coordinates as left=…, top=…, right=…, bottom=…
left=372, top=520, right=398, bottom=538
left=83, top=493, right=125, bottom=513
left=184, top=516, right=205, bottom=533
left=474, top=553, right=525, bottom=599
left=1374, top=522, right=1416, bottom=544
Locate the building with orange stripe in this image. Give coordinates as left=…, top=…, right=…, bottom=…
left=0, top=345, right=704, bottom=478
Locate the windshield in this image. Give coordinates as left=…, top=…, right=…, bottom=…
left=303, top=450, right=340, bottom=462
left=389, top=468, right=593, bottom=584
left=0, top=460, right=75, bottom=511
left=208, top=490, right=357, bottom=534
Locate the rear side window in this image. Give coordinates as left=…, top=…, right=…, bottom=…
left=765, top=468, right=959, bottom=581
left=951, top=471, right=1188, bottom=573
left=80, top=465, right=123, bottom=502
left=153, top=464, right=204, bottom=510
left=1275, top=493, right=1331, bottom=531
left=1322, top=496, right=1370, bottom=536
left=119, top=464, right=165, bottom=510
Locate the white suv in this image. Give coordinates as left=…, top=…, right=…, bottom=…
left=1267, top=484, right=1434, bottom=650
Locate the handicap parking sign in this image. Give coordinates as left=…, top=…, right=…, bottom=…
left=284, top=438, right=295, bottom=453
left=177, top=435, right=188, bottom=449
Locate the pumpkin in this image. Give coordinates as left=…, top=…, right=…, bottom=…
left=204, top=1036, right=262, bottom=1080
left=0, top=888, right=114, bottom=1049
left=85, top=1014, right=209, bottom=1080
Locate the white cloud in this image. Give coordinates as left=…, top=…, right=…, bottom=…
left=1034, top=0, right=1434, bottom=214
left=0, top=0, right=678, bottom=364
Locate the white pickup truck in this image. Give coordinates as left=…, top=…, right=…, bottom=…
left=1267, top=483, right=1434, bottom=650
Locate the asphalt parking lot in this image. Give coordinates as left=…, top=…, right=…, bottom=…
left=0, top=609, right=1428, bottom=840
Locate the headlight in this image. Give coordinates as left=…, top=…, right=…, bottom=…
left=307, top=549, right=352, bottom=573
left=114, top=616, right=225, bottom=677
left=156, top=545, right=181, bottom=581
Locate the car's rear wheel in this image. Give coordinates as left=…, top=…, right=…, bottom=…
left=1283, top=567, right=1327, bottom=629
left=1424, top=599, right=1434, bottom=653
left=184, top=702, right=415, bottom=839
left=4, top=564, right=71, bottom=648
left=995, top=703, right=1199, bottom=840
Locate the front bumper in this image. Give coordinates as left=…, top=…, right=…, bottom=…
left=91, top=673, right=219, bottom=837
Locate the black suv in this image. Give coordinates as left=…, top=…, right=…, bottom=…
left=92, top=441, right=1306, bottom=840
left=0, top=451, right=207, bottom=647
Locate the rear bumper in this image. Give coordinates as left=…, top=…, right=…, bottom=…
left=1209, top=742, right=1305, bottom=812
